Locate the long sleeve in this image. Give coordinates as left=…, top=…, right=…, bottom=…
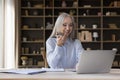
left=46, top=38, right=84, bottom=69
left=46, top=38, right=65, bottom=68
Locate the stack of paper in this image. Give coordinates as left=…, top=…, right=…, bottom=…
left=41, top=68, right=64, bottom=72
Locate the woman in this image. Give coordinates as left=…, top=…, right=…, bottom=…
left=46, top=13, right=84, bottom=69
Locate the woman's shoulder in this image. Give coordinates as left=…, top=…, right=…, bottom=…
left=46, top=37, right=56, bottom=43
left=74, top=39, right=81, bottom=42
left=72, top=39, right=82, bottom=45
left=73, top=39, right=83, bottom=49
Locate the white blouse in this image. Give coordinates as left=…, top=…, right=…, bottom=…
left=46, top=38, right=84, bottom=69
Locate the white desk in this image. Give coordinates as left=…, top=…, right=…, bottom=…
left=0, top=69, right=120, bottom=80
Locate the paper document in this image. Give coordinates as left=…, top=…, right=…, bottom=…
left=0, top=69, right=46, bottom=75
left=41, top=68, right=64, bottom=72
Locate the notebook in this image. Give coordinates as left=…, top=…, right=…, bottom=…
left=76, top=50, right=116, bottom=74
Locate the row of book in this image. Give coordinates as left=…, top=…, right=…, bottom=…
left=109, top=1, right=120, bottom=7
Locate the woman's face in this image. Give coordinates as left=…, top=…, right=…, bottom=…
left=60, top=17, right=73, bottom=37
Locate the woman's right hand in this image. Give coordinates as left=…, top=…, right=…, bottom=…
left=56, top=32, right=67, bottom=46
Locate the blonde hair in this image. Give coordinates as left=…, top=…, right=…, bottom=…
left=49, top=13, right=76, bottom=40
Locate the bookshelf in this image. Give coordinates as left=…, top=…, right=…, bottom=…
left=17, top=0, right=120, bottom=68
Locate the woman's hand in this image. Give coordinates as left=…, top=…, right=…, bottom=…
left=56, top=32, right=68, bottom=46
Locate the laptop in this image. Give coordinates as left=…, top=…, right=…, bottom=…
left=76, top=50, right=116, bottom=74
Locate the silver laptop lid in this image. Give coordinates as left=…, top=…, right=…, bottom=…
left=76, top=50, right=116, bottom=74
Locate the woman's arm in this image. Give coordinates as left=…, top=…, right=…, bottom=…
left=46, top=38, right=65, bottom=68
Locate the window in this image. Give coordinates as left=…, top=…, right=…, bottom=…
left=0, top=0, right=16, bottom=69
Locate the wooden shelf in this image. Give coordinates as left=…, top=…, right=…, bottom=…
left=17, top=0, right=120, bottom=68
left=21, top=54, right=42, bottom=56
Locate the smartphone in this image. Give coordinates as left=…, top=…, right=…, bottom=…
left=56, top=32, right=63, bottom=36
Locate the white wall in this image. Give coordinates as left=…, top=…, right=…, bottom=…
left=0, top=0, right=4, bottom=68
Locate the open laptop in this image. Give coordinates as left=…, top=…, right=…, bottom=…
left=76, top=50, right=116, bottom=74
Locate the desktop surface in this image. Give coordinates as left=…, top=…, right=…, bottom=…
left=0, top=69, right=120, bottom=80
